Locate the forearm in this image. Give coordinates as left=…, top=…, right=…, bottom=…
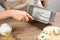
left=0, top=10, right=11, bottom=19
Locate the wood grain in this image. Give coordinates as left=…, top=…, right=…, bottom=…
left=0, top=12, right=60, bottom=40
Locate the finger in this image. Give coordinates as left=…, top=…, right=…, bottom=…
left=19, top=14, right=26, bottom=22
left=24, top=14, right=29, bottom=22
left=22, top=17, right=25, bottom=22
left=16, top=15, right=24, bottom=21
left=26, top=14, right=34, bottom=20
left=22, top=15, right=27, bottom=22
left=19, top=16, right=25, bottom=21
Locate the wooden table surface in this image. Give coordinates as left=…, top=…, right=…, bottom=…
left=0, top=12, right=60, bottom=40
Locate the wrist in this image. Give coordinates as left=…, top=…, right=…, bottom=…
left=0, top=10, right=12, bottom=19
left=6, top=10, right=14, bottom=17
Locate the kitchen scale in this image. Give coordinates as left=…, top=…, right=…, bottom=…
left=27, top=5, right=56, bottom=24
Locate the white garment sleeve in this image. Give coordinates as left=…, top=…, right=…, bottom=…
left=34, top=0, right=43, bottom=7
left=0, top=5, right=5, bottom=11
left=34, top=0, right=41, bottom=6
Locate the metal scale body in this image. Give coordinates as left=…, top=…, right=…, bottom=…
left=27, top=5, right=56, bottom=24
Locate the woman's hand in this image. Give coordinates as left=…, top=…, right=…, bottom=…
left=0, top=10, right=34, bottom=22
left=9, top=10, right=34, bottom=22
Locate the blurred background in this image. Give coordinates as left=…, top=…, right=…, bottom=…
left=47, top=0, right=60, bottom=12
left=0, top=0, right=60, bottom=12
left=41, top=0, right=60, bottom=12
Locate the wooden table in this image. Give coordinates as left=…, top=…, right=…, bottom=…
left=0, top=12, right=60, bottom=40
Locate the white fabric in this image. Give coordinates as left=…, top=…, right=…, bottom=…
left=4, top=0, right=41, bottom=10
left=34, top=0, right=41, bottom=6
left=0, top=5, right=5, bottom=11
left=7, top=0, right=18, bottom=2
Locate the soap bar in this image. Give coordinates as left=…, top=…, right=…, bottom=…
left=43, top=27, right=53, bottom=34
left=38, top=33, right=51, bottom=40
left=27, top=5, right=56, bottom=24
left=53, top=27, right=60, bottom=34
left=5, top=33, right=11, bottom=40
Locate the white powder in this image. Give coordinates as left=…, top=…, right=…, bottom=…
left=0, top=23, right=12, bottom=36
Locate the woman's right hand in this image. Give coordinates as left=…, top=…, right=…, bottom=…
left=9, top=10, right=34, bottom=22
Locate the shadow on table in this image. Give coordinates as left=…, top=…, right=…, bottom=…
left=28, top=20, right=52, bottom=30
